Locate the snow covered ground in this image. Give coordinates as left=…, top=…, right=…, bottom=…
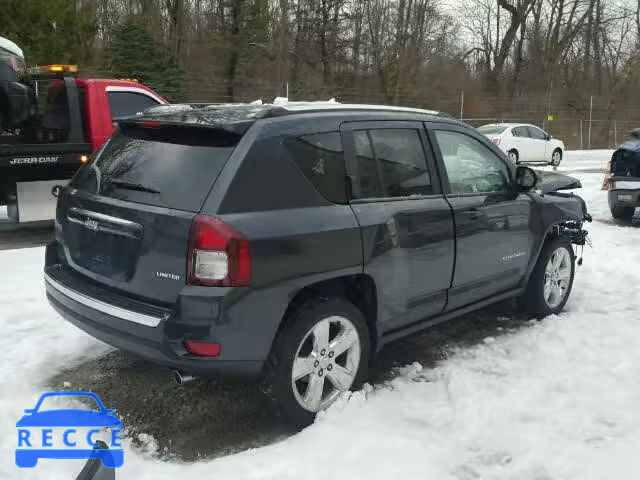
left=1, top=150, right=640, bottom=479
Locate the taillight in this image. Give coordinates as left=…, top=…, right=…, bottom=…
left=183, top=340, right=221, bottom=357
left=187, top=214, right=251, bottom=286
left=491, top=137, right=501, bottom=145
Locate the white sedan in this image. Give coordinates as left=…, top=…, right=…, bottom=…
left=478, top=123, right=565, bottom=166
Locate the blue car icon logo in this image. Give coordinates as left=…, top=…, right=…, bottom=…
left=16, top=391, right=124, bottom=468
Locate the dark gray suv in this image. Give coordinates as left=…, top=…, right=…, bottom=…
left=44, top=103, right=590, bottom=426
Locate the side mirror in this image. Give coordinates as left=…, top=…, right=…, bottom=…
left=546, top=134, right=552, bottom=141
left=515, top=166, right=538, bottom=191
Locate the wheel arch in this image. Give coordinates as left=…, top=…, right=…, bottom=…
left=277, top=274, right=379, bottom=353
left=524, top=219, right=577, bottom=282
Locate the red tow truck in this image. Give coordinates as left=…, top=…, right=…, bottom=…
left=0, top=64, right=166, bottom=223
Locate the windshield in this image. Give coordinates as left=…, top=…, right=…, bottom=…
left=612, top=148, right=640, bottom=177
left=477, top=125, right=507, bottom=135
left=72, top=125, right=240, bottom=211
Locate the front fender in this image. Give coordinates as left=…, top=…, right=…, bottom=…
left=524, top=191, right=590, bottom=279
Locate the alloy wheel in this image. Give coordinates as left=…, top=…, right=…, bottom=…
left=543, top=247, right=572, bottom=308
left=291, top=315, right=361, bottom=412
left=552, top=151, right=562, bottom=165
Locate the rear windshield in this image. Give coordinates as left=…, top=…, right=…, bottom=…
left=72, top=125, right=239, bottom=212
left=477, top=125, right=507, bottom=135
left=612, top=148, right=640, bottom=177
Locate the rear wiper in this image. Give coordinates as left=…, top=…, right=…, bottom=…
left=107, top=179, right=160, bottom=194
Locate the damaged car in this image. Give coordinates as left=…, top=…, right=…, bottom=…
left=44, top=102, right=591, bottom=427
left=602, top=129, right=640, bottom=221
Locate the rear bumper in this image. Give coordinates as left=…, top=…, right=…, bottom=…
left=44, top=245, right=268, bottom=379
left=608, top=188, right=640, bottom=208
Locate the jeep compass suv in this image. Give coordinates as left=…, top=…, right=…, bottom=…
left=45, top=102, right=590, bottom=426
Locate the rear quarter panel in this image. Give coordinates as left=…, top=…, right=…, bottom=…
left=200, top=118, right=363, bottom=360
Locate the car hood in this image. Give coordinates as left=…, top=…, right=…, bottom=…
left=16, top=410, right=123, bottom=427
left=536, top=170, right=581, bottom=193
left=534, top=171, right=590, bottom=223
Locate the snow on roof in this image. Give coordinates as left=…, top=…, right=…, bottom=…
left=0, top=36, right=24, bottom=59
left=274, top=99, right=438, bottom=115
left=140, top=100, right=440, bottom=127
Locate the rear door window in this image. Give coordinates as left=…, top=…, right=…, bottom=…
left=527, top=126, right=547, bottom=140
left=284, top=131, right=346, bottom=203
left=512, top=127, right=528, bottom=138
left=352, top=128, right=432, bottom=199
left=353, top=130, right=383, bottom=198
left=107, top=91, right=160, bottom=120
left=72, top=125, right=239, bottom=212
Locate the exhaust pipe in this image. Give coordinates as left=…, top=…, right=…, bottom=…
left=172, top=370, right=195, bottom=385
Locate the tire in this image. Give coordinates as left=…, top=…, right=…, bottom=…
left=263, top=297, right=370, bottom=428
left=508, top=149, right=519, bottom=164
left=610, top=205, right=635, bottom=221
left=550, top=148, right=562, bottom=166
left=520, top=237, right=575, bottom=318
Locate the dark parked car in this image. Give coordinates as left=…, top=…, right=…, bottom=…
left=603, top=129, right=640, bottom=221
left=44, top=103, right=590, bottom=426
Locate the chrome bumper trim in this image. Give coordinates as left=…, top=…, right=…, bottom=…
left=44, top=273, right=165, bottom=327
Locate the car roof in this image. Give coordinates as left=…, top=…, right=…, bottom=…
left=269, top=101, right=439, bottom=116
left=138, top=101, right=446, bottom=121
left=129, top=101, right=457, bottom=134
left=482, top=123, right=549, bottom=131
left=480, top=123, right=532, bottom=128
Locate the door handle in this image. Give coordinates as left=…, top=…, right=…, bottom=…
left=462, top=208, right=482, bottom=220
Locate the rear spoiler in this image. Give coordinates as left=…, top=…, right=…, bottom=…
left=116, top=119, right=249, bottom=148
left=118, top=118, right=254, bottom=136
